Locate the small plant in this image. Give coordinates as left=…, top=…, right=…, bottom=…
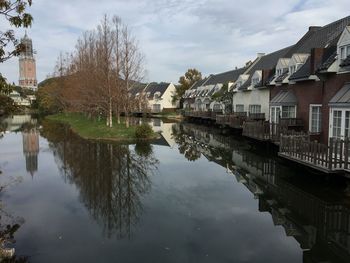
left=135, top=123, right=154, bottom=139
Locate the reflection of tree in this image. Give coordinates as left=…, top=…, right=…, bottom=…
left=172, top=124, right=201, bottom=161
left=41, top=120, right=158, bottom=238
left=0, top=180, right=28, bottom=262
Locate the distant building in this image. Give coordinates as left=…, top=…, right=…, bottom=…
left=22, top=128, right=39, bottom=176
left=129, top=82, right=178, bottom=113
left=18, top=32, right=37, bottom=90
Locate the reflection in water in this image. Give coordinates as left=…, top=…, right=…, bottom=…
left=173, top=122, right=350, bottom=263
left=22, top=128, right=39, bottom=177
left=41, top=120, right=159, bottom=238
left=0, top=180, right=27, bottom=262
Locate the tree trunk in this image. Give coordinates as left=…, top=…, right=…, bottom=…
left=109, top=98, right=113, bottom=127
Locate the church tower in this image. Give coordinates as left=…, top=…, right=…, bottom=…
left=19, top=32, right=37, bottom=90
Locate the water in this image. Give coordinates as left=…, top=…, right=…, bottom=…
left=0, top=115, right=350, bottom=262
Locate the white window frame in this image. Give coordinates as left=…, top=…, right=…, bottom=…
left=329, top=108, right=350, bottom=139
left=339, top=45, right=350, bottom=60
left=236, top=104, right=244, bottom=112
left=249, top=104, right=261, bottom=114
left=309, top=104, right=322, bottom=133
left=281, top=105, right=296, bottom=118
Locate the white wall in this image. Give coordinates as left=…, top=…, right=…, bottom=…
left=232, top=88, right=270, bottom=120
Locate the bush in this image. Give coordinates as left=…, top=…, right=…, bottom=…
left=135, top=123, right=154, bottom=139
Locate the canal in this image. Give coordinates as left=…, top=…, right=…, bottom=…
left=0, top=115, right=350, bottom=262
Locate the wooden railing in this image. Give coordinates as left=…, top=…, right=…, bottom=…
left=279, top=118, right=303, bottom=127
left=242, top=121, right=306, bottom=143
left=279, top=136, right=350, bottom=173
left=183, top=111, right=217, bottom=120
left=248, top=113, right=265, bottom=120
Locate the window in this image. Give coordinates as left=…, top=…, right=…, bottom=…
left=236, top=81, right=242, bottom=88
left=333, top=110, right=342, bottom=139
left=236, top=104, right=244, bottom=112
left=153, top=104, right=161, bottom=113
left=276, top=69, right=282, bottom=76
left=281, top=106, right=296, bottom=118
left=309, top=105, right=322, bottom=133
left=213, top=104, right=222, bottom=111
left=251, top=78, right=259, bottom=86
left=249, top=105, right=261, bottom=114
left=340, top=45, right=350, bottom=60
left=289, top=65, right=296, bottom=74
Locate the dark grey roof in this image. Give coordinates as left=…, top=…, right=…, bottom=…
left=190, top=78, right=209, bottom=90
left=270, top=90, right=298, bottom=106
left=144, top=82, right=170, bottom=98
left=129, top=84, right=147, bottom=96
left=340, top=55, right=350, bottom=67
left=237, top=46, right=292, bottom=90
left=274, top=71, right=289, bottom=83
left=289, top=57, right=311, bottom=81
left=204, top=67, right=247, bottom=86
left=285, top=16, right=350, bottom=57
left=247, top=46, right=292, bottom=75
left=317, top=46, right=337, bottom=72
left=329, top=82, right=350, bottom=107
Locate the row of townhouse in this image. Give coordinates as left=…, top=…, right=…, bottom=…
left=184, top=16, right=350, bottom=145
left=182, top=16, right=350, bottom=174
left=129, top=82, right=178, bottom=113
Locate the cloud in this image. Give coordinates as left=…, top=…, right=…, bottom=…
left=0, top=0, right=349, bottom=84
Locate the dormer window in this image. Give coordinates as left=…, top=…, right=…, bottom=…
left=251, top=77, right=259, bottom=86
left=340, top=45, right=350, bottom=60
left=290, top=65, right=296, bottom=74
left=276, top=68, right=285, bottom=77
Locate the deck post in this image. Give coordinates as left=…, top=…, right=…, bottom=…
left=328, top=138, right=334, bottom=170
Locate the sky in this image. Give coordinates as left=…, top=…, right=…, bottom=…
left=0, top=0, right=349, bottom=85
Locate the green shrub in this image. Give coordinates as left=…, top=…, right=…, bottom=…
left=135, top=123, right=154, bottom=139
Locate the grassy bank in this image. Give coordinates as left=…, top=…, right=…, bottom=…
left=46, top=113, right=157, bottom=141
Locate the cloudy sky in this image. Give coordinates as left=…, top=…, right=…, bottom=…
left=0, top=0, right=349, bottom=84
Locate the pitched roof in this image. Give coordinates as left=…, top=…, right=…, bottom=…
left=329, top=82, right=350, bottom=106
left=204, top=67, right=247, bottom=86
left=317, top=46, right=337, bottom=72
left=340, top=55, right=350, bottom=67
left=289, top=57, right=311, bottom=81
left=129, top=83, right=147, bottom=96
left=237, top=46, right=292, bottom=90
left=190, top=78, right=210, bottom=90
left=144, top=82, right=170, bottom=98
left=285, top=16, right=350, bottom=57
left=270, top=90, right=298, bottom=106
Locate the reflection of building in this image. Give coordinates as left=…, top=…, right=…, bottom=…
left=175, top=122, right=350, bottom=262
left=3, top=115, right=33, bottom=131
left=19, top=32, right=37, bottom=90
left=22, top=129, right=39, bottom=176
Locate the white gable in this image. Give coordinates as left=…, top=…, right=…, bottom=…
left=276, top=58, right=290, bottom=70
left=337, top=26, right=350, bottom=47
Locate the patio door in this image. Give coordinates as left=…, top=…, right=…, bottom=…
left=330, top=109, right=350, bottom=139
left=270, top=106, right=281, bottom=124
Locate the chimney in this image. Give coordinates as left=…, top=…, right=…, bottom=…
left=257, top=53, right=265, bottom=58
left=310, top=48, right=325, bottom=75
left=308, top=26, right=321, bottom=32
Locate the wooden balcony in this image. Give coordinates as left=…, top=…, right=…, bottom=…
left=248, top=113, right=265, bottom=120
left=183, top=111, right=217, bottom=120
left=242, top=120, right=306, bottom=144
left=279, top=136, right=350, bottom=174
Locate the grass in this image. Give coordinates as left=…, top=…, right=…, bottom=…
left=46, top=112, right=157, bottom=141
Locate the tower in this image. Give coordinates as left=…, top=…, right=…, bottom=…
left=18, top=32, right=37, bottom=90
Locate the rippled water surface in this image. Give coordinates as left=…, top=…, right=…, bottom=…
left=0, top=115, right=350, bottom=263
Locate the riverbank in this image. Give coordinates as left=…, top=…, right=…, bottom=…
left=46, top=113, right=158, bottom=141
